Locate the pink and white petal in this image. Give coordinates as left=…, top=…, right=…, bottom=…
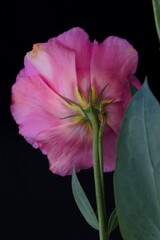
left=91, top=37, right=138, bottom=101
left=25, top=41, right=78, bottom=101
left=103, top=125, right=118, bottom=172
left=35, top=123, right=93, bottom=176
left=11, top=75, right=73, bottom=147
left=18, top=57, right=41, bottom=78
left=53, top=27, right=92, bottom=100
left=106, top=102, right=125, bottom=134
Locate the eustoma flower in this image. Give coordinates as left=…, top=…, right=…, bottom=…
left=11, top=27, right=140, bottom=176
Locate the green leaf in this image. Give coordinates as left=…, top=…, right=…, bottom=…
left=107, top=208, right=119, bottom=237
left=114, top=80, right=160, bottom=240
left=71, top=168, right=99, bottom=230
left=129, top=82, right=138, bottom=96
left=152, top=0, right=160, bottom=41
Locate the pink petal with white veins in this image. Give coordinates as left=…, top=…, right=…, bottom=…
left=91, top=37, right=138, bottom=101
left=26, top=40, right=78, bottom=101
left=35, top=123, right=93, bottom=176
left=54, top=27, right=92, bottom=100
left=11, top=75, right=73, bottom=147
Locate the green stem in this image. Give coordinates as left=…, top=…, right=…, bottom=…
left=152, top=0, right=160, bottom=42
left=98, top=127, right=103, bottom=182
left=98, top=126, right=107, bottom=229
left=88, top=112, right=107, bottom=240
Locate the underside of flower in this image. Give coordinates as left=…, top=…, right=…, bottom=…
left=11, top=27, right=141, bottom=176
left=60, top=85, right=113, bottom=131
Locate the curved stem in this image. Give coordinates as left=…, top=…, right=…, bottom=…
left=152, top=0, right=160, bottom=42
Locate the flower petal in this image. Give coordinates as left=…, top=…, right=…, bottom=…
left=35, top=123, right=93, bottom=176
left=103, top=125, right=118, bottom=172
left=11, top=75, right=73, bottom=147
left=91, top=37, right=138, bottom=101
left=25, top=40, right=78, bottom=100
left=128, top=75, right=141, bottom=89
left=106, top=102, right=125, bottom=134
left=54, top=27, right=92, bottom=100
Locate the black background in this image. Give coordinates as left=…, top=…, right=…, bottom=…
left=1, top=0, right=160, bottom=239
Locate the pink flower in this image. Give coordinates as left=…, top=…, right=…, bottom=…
left=11, top=27, right=140, bottom=176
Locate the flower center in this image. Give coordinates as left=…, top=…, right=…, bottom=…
left=60, top=85, right=112, bottom=129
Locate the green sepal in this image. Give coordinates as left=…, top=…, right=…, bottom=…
left=96, top=83, right=109, bottom=106
left=71, top=168, right=99, bottom=230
